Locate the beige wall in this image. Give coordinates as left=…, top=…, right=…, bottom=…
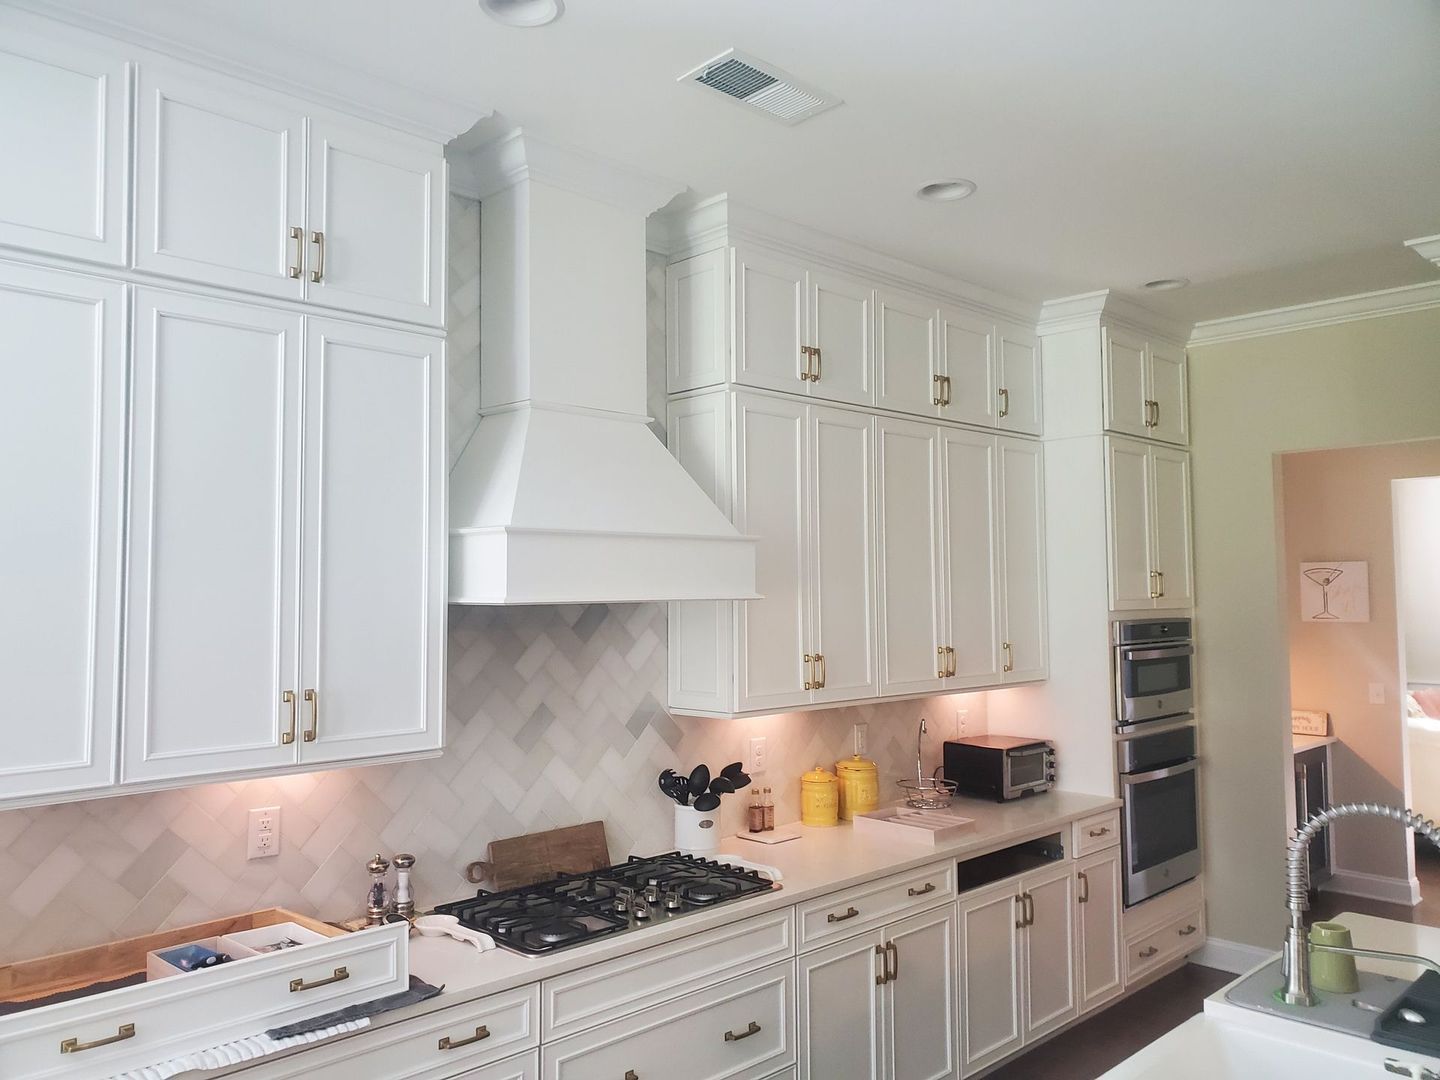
left=1189, top=306, right=1440, bottom=948
left=1397, top=476, right=1440, bottom=685
left=1281, top=441, right=1440, bottom=888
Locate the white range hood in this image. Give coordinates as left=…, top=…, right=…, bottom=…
left=447, top=130, right=757, bottom=604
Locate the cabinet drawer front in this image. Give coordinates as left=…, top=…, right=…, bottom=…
left=797, top=860, right=955, bottom=949
left=0, top=925, right=407, bottom=1080
left=240, top=985, right=539, bottom=1080
left=1073, top=810, right=1121, bottom=856
left=542, top=962, right=793, bottom=1080
left=1125, top=906, right=1204, bottom=984
left=543, top=909, right=793, bottom=1041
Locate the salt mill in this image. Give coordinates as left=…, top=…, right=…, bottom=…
left=393, top=853, right=416, bottom=920
left=366, top=853, right=391, bottom=925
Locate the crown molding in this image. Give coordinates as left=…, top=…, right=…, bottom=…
left=1406, top=234, right=1440, bottom=270
left=1036, top=289, right=1192, bottom=343
left=1188, top=280, right=1440, bottom=347
left=8, top=1, right=481, bottom=143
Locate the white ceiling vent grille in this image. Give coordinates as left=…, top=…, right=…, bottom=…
left=680, top=49, right=841, bottom=125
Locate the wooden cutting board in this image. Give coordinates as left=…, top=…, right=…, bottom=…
left=468, top=821, right=611, bottom=891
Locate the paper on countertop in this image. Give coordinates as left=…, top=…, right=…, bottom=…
left=106, top=1019, right=370, bottom=1079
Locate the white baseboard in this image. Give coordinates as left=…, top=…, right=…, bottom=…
left=1191, top=937, right=1275, bottom=974
left=1320, top=870, right=1421, bottom=906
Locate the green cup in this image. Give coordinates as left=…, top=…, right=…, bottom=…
left=1310, top=921, right=1360, bottom=994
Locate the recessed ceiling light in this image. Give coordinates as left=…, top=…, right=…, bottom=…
left=480, top=0, right=563, bottom=27
left=916, top=179, right=977, bottom=202
left=1142, top=278, right=1190, bottom=291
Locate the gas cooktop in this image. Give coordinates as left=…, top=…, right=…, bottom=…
left=433, top=852, right=776, bottom=956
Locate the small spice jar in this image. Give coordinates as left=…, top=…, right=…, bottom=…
left=835, top=755, right=879, bottom=820
left=800, top=765, right=840, bottom=827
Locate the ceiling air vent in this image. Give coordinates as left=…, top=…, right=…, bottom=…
left=680, top=49, right=841, bottom=126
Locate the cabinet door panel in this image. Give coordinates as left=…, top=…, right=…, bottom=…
left=0, top=266, right=124, bottom=801
left=998, top=438, right=1047, bottom=683
left=1105, top=436, right=1155, bottom=612
left=939, top=307, right=993, bottom=427
left=797, top=929, right=884, bottom=1080
left=305, top=121, right=444, bottom=326
left=809, top=407, right=878, bottom=703
left=808, top=269, right=873, bottom=406
left=995, top=322, right=1042, bottom=436
left=876, top=420, right=944, bottom=697
left=1022, top=863, right=1078, bottom=1040
left=734, top=246, right=806, bottom=394
left=0, top=26, right=128, bottom=264
left=875, top=290, right=939, bottom=417
left=1077, top=848, right=1124, bottom=1013
left=940, top=429, right=1000, bottom=686
left=957, top=883, right=1024, bottom=1073
left=299, top=320, right=443, bottom=763
left=735, top=394, right=810, bottom=711
left=1102, top=326, right=1149, bottom=438
left=886, top=907, right=958, bottom=1080
left=1150, top=446, right=1194, bottom=609
left=135, top=67, right=305, bottom=299
left=1147, top=342, right=1189, bottom=446
left=124, top=291, right=302, bottom=781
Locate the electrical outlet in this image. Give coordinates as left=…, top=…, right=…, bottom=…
left=247, top=806, right=281, bottom=860
left=956, top=708, right=969, bottom=737
left=1369, top=683, right=1386, bottom=705
left=853, top=723, right=868, bottom=756
left=747, top=736, right=768, bottom=775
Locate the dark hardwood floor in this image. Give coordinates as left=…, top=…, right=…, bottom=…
left=1307, top=840, right=1440, bottom=926
left=985, top=963, right=1233, bottom=1080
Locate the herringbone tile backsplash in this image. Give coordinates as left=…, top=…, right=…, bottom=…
left=0, top=198, right=987, bottom=964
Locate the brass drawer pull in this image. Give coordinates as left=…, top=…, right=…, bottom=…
left=61, top=1023, right=135, bottom=1054
left=303, top=687, right=319, bottom=742
left=438, top=1024, right=490, bottom=1050
left=908, top=882, right=936, bottom=897
left=288, top=225, right=304, bottom=279
left=827, top=905, right=860, bottom=923
left=1178, top=924, right=1198, bottom=937
left=290, top=965, right=348, bottom=992
left=309, top=230, right=326, bottom=283
left=281, top=688, right=297, bottom=745
left=1138, top=946, right=1159, bottom=959
left=1077, top=870, right=1089, bottom=904
left=1087, top=826, right=1111, bottom=838
left=724, top=1020, right=762, bottom=1042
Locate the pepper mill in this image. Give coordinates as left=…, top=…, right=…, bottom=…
left=393, top=853, right=416, bottom=920
left=366, top=853, right=391, bottom=925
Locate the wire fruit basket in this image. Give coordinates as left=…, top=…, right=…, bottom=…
left=896, top=776, right=958, bottom=810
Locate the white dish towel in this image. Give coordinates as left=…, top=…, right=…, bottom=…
left=107, top=1018, right=370, bottom=1079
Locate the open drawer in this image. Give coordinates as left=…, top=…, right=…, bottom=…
left=0, top=910, right=408, bottom=1080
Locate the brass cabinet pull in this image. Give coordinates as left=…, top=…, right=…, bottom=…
left=1178, top=924, right=1198, bottom=937
left=438, top=1024, right=490, bottom=1050
left=1022, top=892, right=1035, bottom=927
left=815, top=653, right=826, bottom=689
left=1014, top=893, right=1026, bottom=929
left=947, top=645, right=956, bottom=677
left=1148, top=569, right=1160, bottom=599
left=1077, top=870, right=1089, bottom=904
left=60, top=1023, right=135, bottom=1054
left=1143, top=399, right=1156, bottom=428
left=803, top=653, right=816, bottom=691
left=1002, top=642, right=1014, bottom=673
left=998, top=386, right=1010, bottom=418
left=290, top=965, right=348, bottom=992
left=828, top=905, right=860, bottom=923
left=723, top=1020, right=762, bottom=1042
left=309, top=230, right=326, bottom=283
left=885, top=940, right=899, bottom=983
left=943, top=375, right=952, bottom=406
left=288, top=225, right=304, bottom=279
left=1155, top=570, right=1165, bottom=598
left=800, top=345, right=821, bottom=381
left=908, top=882, right=936, bottom=897
left=933, top=373, right=946, bottom=406
left=1139, top=945, right=1159, bottom=958
left=281, top=689, right=297, bottom=745
left=1088, top=826, right=1110, bottom=838
left=1151, top=400, right=1161, bottom=428
left=303, top=688, right=318, bottom=742
left=874, top=943, right=888, bottom=985
left=937, top=645, right=948, bottom=679
left=812, top=346, right=821, bottom=382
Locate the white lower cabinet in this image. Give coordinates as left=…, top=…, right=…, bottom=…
left=798, top=905, right=957, bottom=1080
left=541, top=961, right=794, bottom=1080
left=1076, top=848, right=1124, bottom=1013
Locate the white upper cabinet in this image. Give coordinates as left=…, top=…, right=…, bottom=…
left=123, top=290, right=303, bottom=782
left=807, top=268, right=874, bottom=406
left=1105, top=436, right=1194, bottom=612
left=666, top=249, right=728, bottom=393
left=298, top=321, right=445, bottom=763
left=304, top=121, right=445, bottom=325
left=940, top=428, right=1001, bottom=687
left=0, top=25, right=129, bottom=265
left=998, top=437, right=1048, bottom=683
left=995, top=322, right=1043, bottom=436
left=1103, top=325, right=1189, bottom=446
left=734, top=245, right=808, bottom=395
left=938, top=305, right=994, bottom=428
left=875, top=289, right=940, bottom=417
left=134, top=66, right=306, bottom=300
left=0, top=265, right=125, bottom=802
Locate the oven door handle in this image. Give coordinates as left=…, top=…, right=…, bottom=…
left=1121, top=644, right=1194, bottom=662
left=1121, top=759, right=1199, bottom=785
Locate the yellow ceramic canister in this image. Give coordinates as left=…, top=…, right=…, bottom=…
left=801, top=764, right=840, bottom=827
left=835, top=755, right=879, bottom=820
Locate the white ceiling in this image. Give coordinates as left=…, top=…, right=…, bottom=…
left=42, top=0, right=1440, bottom=323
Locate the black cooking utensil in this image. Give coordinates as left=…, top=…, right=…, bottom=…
left=693, top=792, right=721, bottom=812
left=707, top=776, right=735, bottom=796
left=688, top=764, right=710, bottom=797
left=720, top=761, right=745, bottom=781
